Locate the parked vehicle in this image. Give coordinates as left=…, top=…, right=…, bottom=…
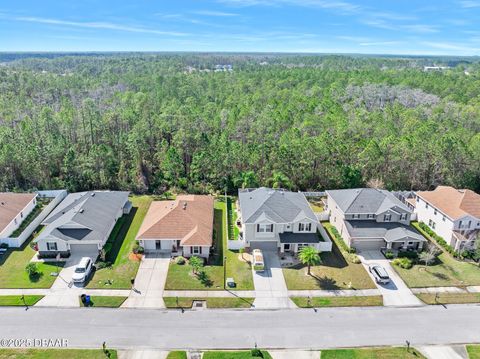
left=72, top=257, right=94, bottom=283
left=252, top=249, right=265, bottom=272
left=369, top=264, right=390, bottom=284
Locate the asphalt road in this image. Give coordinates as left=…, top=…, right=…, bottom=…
left=1, top=305, right=479, bottom=350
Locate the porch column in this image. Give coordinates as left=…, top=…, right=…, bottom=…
left=418, top=241, right=424, bottom=251
left=386, top=242, right=392, bottom=249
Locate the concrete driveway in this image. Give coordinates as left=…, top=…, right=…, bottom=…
left=358, top=250, right=423, bottom=307
left=122, top=253, right=170, bottom=308
left=252, top=251, right=296, bottom=309
left=36, top=249, right=99, bottom=307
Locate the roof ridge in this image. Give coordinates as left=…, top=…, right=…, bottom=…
left=345, top=188, right=365, bottom=213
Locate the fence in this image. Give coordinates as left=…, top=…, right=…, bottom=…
left=0, top=190, right=67, bottom=248
left=317, top=224, right=333, bottom=252
left=316, top=211, right=330, bottom=222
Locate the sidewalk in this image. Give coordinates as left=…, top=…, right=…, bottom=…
left=412, top=286, right=480, bottom=294
left=288, top=289, right=381, bottom=297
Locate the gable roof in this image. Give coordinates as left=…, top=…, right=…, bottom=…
left=326, top=188, right=411, bottom=215
left=36, top=191, right=129, bottom=244
left=0, top=192, right=37, bottom=234
left=345, top=220, right=426, bottom=243
left=238, top=187, right=317, bottom=224
left=137, top=195, right=214, bottom=246
left=416, top=186, right=480, bottom=220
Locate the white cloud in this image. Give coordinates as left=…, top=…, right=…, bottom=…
left=11, top=16, right=189, bottom=36
left=459, top=0, right=480, bottom=8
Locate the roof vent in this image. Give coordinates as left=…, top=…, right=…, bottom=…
left=183, top=202, right=187, bottom=210
left=79, top=209, right=84, bottom=213
left=0, top=202, right=4, bottom=206
left=91, top=193, right=95, bottom=197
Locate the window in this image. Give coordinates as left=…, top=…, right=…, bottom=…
left=298, top=223, right=312, bottom=232
left=416, top=197, right=420, bottom=203
left=429, top=220, right=436, bottom=229
left=425, top=203, right=429, bottom=209
left=283, top=244, right=291, bottom=251
left=367, top=214, right=375, bottom=219
left=192, top=246, right=202, bottom=254
left=14, top=218, right=17, bottom=225
left=400, top=213, right=407, bottom=221
left=257, top=224, right=273, bottom=233
left=443, top=216, right=446, bottom=222
left=20, top=212, right=23, bottom=218
left=47, top=242, right=57, bottom=251
left=434, top=209, right=437, bottom=215
left=384, top=214, right=392, bottom=222
left=352, top=214, right=360, bottom=219
left=432, top=222, right=436, bottom=229
left=297, top=243, right=308, bottom=250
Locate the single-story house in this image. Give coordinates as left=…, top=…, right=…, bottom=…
left=0, top=192, right=38, bottom=239
left=136, top=195, right=214, bottom=258
left=35, top=191, right=131, bottom=258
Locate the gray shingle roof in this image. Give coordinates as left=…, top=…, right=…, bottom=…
left=238, top=188, right=317, bottom=224
left=326, top=188, right=411, bottom=215
left=36, top=191, right=129, bottom=244
left=345, top=220, right=426, bottom=243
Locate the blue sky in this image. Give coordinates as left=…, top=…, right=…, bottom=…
left=1, top=0, right=479, bottom=55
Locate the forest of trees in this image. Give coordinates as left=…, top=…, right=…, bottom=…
left=0, top=53, right=479, bottom=195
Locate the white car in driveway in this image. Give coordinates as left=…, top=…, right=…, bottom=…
left=252, top=249, right=265, bottom=272
left=72, top=257, right=94, bottom=284
left=369, top=264, right=390, bottom=284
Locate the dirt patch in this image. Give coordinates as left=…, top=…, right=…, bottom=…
left=238, top=253, right=252, bottom=263
left=129, top=253, right=143, bottom=261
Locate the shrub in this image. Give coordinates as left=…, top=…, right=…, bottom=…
left=417, top=222, right=455, bottom=255
left=175, top=256, right=186, bottom=265
left=348, top=254, right=361, bottom=264
left=251, top=349, right=263, bottom=358
left=0, top=243, right=8, bottom=249
left=25, top=262, right=40, bottom=278
left=326, top=224, right=358, bottom=262
left=96, top=261, right=112, bottom=270
left=385, top=250, right=394, bottom=259
left=392, top=257, right=413, bottom=269
left=136, top=246, right=145, bottom=254
left=398, top=251, right=418, bottom=259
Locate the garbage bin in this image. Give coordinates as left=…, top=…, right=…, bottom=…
left=85, top=295, right=91, bottom=306
left=80, top=294, right=86, bottom=303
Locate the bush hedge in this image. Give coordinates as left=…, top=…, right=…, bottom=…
left=324, top=224, right=360, bottom=263
left=392, top=257, right=413, bottom=269
left=416, top=222, right=456, bottom=255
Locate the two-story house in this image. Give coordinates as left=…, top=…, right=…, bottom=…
left=237, top=188, right=328, bottom=253
left=326, top=188, right=426, bottom=252
left=415, top=186, right=480, bottom=251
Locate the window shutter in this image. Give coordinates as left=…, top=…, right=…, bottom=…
left=199, top=246, right=202, bottom=254
left=257, top=224, right=260, bottom=232
left=270, top=224, right=273, bottom=232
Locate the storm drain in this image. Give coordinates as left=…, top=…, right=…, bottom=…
left=191, top=300, right=207, bottom=310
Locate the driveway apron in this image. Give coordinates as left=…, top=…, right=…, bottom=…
left=252, top=251, right=296, bottom=309
left=122, top=253, right=170, bottom=308
left=358, top=250, right=423, bottom=307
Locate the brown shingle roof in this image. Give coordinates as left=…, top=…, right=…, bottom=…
left=0, top=193, right=37, bottom=234
left=416, top=186, right=480, bottom=220
left=137, top=195, right=214, bottom=246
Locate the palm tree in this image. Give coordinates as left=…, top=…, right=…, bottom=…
left=298, top=246, right=321, bottom=275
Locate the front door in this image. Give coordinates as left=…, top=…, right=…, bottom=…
left=155, top=240, right=162, bottom=250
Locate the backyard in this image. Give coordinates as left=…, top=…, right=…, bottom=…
left=87, top=196, right=152, bottom=289
left=283, top=240, right=376, bottom=290
left=10, top=198, right=50, bottom=237
left=0, top=234, right=63, bottom=289
left=165, top=199, right=253, bottom=291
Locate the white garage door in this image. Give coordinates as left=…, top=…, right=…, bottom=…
left=352, top=240, right=384, bottom=252
left=69, top=243, right=100, bottom=259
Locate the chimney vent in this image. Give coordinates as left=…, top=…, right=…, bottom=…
left=183, top=202, right=187, bottom=210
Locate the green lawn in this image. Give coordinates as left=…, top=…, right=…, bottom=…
left=166, top=351, right=187, bottom=359
left=0, top=235, right=64, bottom=289
left=393, top=252, right=480, bottom=288
left=165, top=199, right=253, bottom=290
left=0, top=295, right=43, bottom=306
left=203, top=351, right=272, bottom=359
left=309, top=200, right=324, bottom=213
left=416, top=292, right=480, bottom=305
left=291, top=295, right=383, bottom=308
left=0, top=349, right=117, bottom=359
left=164, top=296, right=254, bottom=308
left=283, top=239, right=375, bottom=290
left=467, top=345, right=480, bottom=359
left=79, top=295, right=127, bottom=307
left=321, top=347, right=425, bottom=358
left=87, top=196, right=152, bottom=289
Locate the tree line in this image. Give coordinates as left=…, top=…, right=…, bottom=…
left=0, top=54, right=479, bottom=195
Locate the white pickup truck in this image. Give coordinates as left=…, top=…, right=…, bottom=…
left=252, top=249, right=265, bottom=272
